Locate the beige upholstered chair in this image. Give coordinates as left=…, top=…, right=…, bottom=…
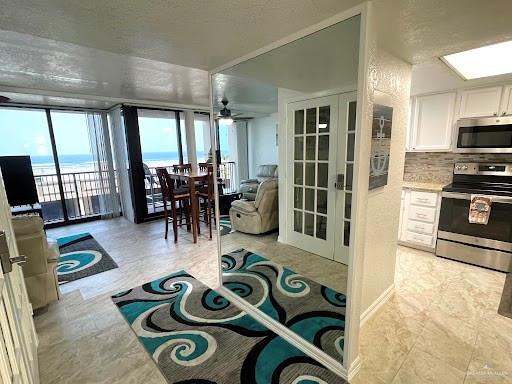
left=239, top=164, right=278, bottom=200
left=230, top=179, right=278, bottom=234
left=11, top=216, right=60, bottom=309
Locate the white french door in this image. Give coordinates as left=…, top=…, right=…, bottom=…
left=0, top=171, right=39, bottom=384
left=334, top=93, right=357, bottom=264
left=286, top=93, right=357, bottom=263
left=287, top=96, right=339, bottom=258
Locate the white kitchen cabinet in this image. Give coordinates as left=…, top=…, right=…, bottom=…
left=459, top=86, right=503, bottom=118
left=409, top=92, right=456, bottom=151
left=399, top=188, right=441, bottom=251
left=500, top=85, right=512, bottom=116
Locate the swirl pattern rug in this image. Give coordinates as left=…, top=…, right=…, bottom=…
left=222, top=249, right=346, bottom=363
left=111, top=270, right=346, bottom=384
left=219, top=215, right=233, bottom=236
left=57, top=232, right=118, bottom=284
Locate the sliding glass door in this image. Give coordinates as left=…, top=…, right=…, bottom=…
left=0, top=107, right=118, bottom=226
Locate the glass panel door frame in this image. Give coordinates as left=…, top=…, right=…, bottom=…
left=334, top=92, right=357, bottom=264
left=286, top=95, right=339, bottom=259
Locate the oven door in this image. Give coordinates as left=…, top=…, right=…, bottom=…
left=455, top=117, right=512, bottom=153
left=438, top=192, right=512, bottom=245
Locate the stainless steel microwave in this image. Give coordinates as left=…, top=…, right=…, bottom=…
left=455, top=116, right=512, bottom=153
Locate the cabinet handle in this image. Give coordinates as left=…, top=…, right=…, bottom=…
left=416, top=213, right=427, bottom=218
left=493, top=112, right=498, bottom=116
left=417, top=198, right=429, bottom=203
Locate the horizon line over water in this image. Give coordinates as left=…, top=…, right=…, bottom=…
left=28, top=151, right=207, bottom=175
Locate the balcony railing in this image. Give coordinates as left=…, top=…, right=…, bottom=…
left=35, top=170, right=118, bottom=223
left=144, top=161, right=238, bottom=214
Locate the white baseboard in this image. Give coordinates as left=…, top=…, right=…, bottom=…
left=347, top=355, right=362, bottom=382
left=359, top=283, right=395, bottom=327
left=219, top=286, right=348, bottom=380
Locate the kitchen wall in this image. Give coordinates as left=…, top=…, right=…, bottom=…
left=403, top=152, right=511, bottom=184
left=357, top=46, right=411, bottom=316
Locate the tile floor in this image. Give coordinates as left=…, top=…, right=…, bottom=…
left=36, top=218, right=511, bottom=383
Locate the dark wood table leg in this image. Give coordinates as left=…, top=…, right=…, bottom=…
left=190, top=179, right=198, bottom=243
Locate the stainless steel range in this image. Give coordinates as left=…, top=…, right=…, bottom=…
left=436, top=162, right=512, bottom=272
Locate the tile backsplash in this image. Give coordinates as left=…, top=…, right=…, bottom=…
left=403, top=152, right=511, bottom=184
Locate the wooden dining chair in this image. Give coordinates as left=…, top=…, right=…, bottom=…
left=155, top=167, right=191, bottom=242
left=196, top=165, right=215, bottom=240
left=198, top=162, right=211, bottom=172
left=172, top=163, right=192, bottom=173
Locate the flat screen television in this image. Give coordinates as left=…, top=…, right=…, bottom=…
left=0, top=156, right=39, bottom=207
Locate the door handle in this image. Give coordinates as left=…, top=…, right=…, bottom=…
left=0, top=231, right=27, bottom=274
left=334, top=174, right=345, bottom=190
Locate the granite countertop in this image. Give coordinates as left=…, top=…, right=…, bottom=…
left=402, top=181, right=445, bottom=192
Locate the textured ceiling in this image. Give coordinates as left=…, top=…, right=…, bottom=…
left=0, top=0, right=362, bottom=70
left=1, top=0, right=512, bottom=109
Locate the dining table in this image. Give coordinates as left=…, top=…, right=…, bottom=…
left=169, top=170, right=210, bottom=243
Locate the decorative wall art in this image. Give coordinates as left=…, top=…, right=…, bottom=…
left=369, top=101, right=393, bottom=190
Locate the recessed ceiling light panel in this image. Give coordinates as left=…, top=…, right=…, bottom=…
left=441, top=40, right=512, bottom=80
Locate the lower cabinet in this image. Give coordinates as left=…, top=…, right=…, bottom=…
left=399, top=188, right=441, bottom=251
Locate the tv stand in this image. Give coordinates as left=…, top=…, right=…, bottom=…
left=11, top=203, right=43, bottom=218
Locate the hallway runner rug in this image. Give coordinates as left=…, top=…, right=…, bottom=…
left=57, top=232, right=118, bottom=284
left=111, top=270, right=346, bottom=384
left=222, top=249, right=346, bottom=363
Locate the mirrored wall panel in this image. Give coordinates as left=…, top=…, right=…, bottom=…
left=212, top=15, right=360, bottom=365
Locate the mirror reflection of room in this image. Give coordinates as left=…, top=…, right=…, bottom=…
left=213, top=15, right=360, bottom=366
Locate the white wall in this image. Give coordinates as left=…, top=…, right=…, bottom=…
left=357, top=49, right=411, bottom=315
left=247, top=113, right=278, bottom=178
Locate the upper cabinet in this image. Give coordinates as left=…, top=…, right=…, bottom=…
left=409, top=92, right=456, bottom=151
left=500, top=85, right=512, bottom=116
left=458, top=86, right=503, bottom=118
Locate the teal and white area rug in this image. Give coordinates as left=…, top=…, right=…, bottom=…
left=222, top=249, right=346, bottom=363
left=57, top=232, right=118, bottom=284
left=112, top=270, right=346, bottom=384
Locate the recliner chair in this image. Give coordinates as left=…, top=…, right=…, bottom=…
left=12, top=216, right=60, bottom=309
left=239, top=164, right=278, bottom=200
left=230, top=179, right=278, bottom=234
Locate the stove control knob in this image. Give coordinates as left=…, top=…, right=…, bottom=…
left=462, top=165, right=468, bottom=170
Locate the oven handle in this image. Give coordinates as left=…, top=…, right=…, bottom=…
left=442, top=191, right=512, bottom=204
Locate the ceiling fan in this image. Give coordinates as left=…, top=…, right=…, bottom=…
left=216, top=98, right=247, bottom=124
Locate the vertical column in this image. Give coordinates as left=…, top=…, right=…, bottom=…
left=184, top=110, right=197, bottom=172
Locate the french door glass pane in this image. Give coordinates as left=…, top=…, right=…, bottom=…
left=304, top=212, right=315, bottom=236
left=294, top=162, right=303, bottom=185
left=294, top=137, right=304, bottom=160
left=317, top=190, right=327, bottom=214
left=348, top=101, right=357, bottom=131
left=346, top=163, right=353, bottom=191
left=319, top=106, right=330, bottom=132
left=343, top=220, right=351, bottom=246
left=347, top=133, right=355, bottom=162
left=305, top=188, right=315, bottom=212
left=306, top=108, right=317, bottom=133
left=305, top=163, right=316, bottom=186
left=344, top=192, right=352, bottom=220
left=318, top=135, right=329, bottom=161
left=294, top=187, right=303, bottom=209
left=294, top=210, right=303, bottom=233
left=52, top=111, right=96, bottom=220
left=0, top=108, right=63, bottom=222
left=306, top=136, right=316, bottom=160
left=295, top=110, right=304, bottom=134
left=317, top=163, right=328, bottom=188
left=316, top=215, right=327, bottom=240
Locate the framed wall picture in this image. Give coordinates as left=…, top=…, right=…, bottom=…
left=369, top=97, right=393, bottom=190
